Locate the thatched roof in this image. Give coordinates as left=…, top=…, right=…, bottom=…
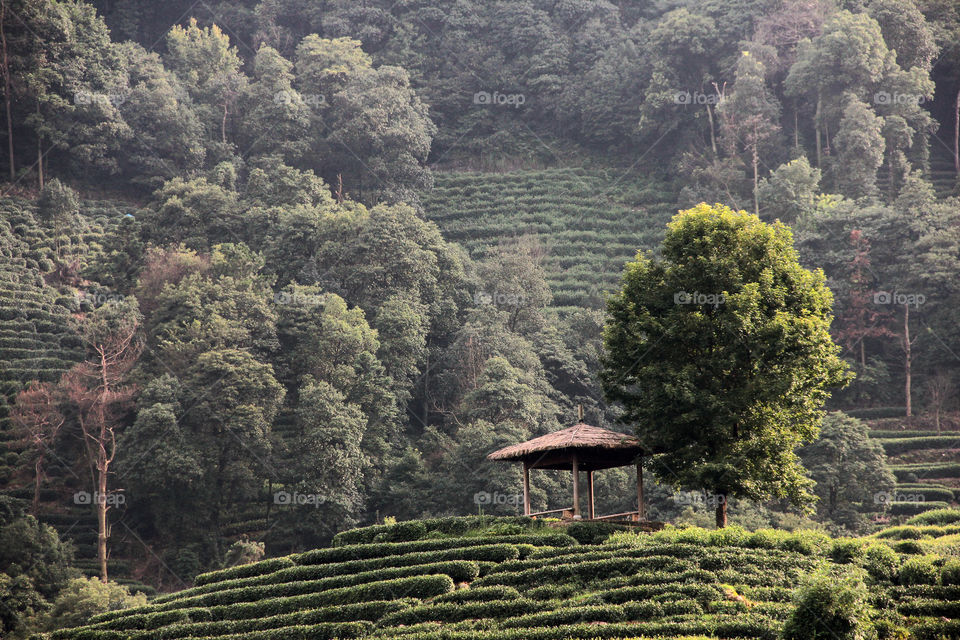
left=487, top=423, right=647, bottom=471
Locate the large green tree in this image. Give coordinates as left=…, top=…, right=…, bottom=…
left=601, top=203, right=849, bottom=527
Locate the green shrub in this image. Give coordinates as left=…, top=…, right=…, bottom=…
left=499, top=604, right=627, bottom=628
left=906, top=508, right=960, bottom=526
left=899, top=556, right=940, bottom=586
left=846, top=406, right=907, bottom=419
left=831, top=539, right=867, bottom=564
left=892, top=540, right=925, bottom=555
left=433, top=585, right=520, bottom=604
left=782, top=574, right=875, bottom=640
left=890, top=501, right=949, bottom=516
left=43, top=578, right=148, bottom=631
left=378, top=599, right=540, bottom=625
left=294, top=534, right=574, bottom=565
left=195, top=557, right=296, bottom=586
left=864, top=544, right=899, bottom=582
left=941, top=558, right=960, bottom=585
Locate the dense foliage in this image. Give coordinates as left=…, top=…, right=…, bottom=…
left=0, top=0, right=959, bottom=626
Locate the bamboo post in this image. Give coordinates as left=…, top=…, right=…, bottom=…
left=522, top=461, right=531, bottom=516
left=587, top=470, right=595, bottom=519
left=572, top=454, right=580, bottom=518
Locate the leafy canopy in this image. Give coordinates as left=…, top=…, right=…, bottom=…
left=602, top=203, right=849, bottom=519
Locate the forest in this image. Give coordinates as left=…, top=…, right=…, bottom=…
left=1, top=0, right=960, bottom=637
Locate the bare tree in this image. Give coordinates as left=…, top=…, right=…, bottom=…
left=11, top=382, right=64, bottom=515
left=64, top=302, right=141, bottom=582
left=927, top=372, right=953, bottom=434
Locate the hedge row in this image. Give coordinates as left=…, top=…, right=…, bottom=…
left=596, top=582, right=721, bottom=605
left=499, top=604, right=628, bottom=628
left=892, top=485, right=956, bottom=502
left=432, top=586, right=521, bottom=604
left=156, top=561, right=480, bottom=605
left=60, top=621, right=372, bottom=640
left=192, top=558, right=296, bottom=587
left=846, top=406, right=908, bottom=419
left=907, top=508, right=960, bottom=526
left=476, top=557, right=673, bottom=588
left=608, top=525, right=832, bottom=556
left=890, top=501, right=950, bottom=516
left=377, top=599, right=542, bottom=626
left=331, top=516, right=539, bottom=545
left=91, top=577, right=449, bottom=626
left=291, top=534, right=574, bottom=568
left=365, top=615, right=780, bottom=640
left=879, top=436, right=960, bottom=455
left=160, top=544, right=520, bottom=604
left=152, top=570, right=465, bottom=611
left=893, top=463, right=960, bottom=481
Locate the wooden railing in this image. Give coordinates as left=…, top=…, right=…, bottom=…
left=528, top=507, right=574, bottom=518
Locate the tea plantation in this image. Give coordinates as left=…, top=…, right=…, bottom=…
left=48, top=515, right=960, bottom=640
left=867, top=419, right=960, bottom=517
left=422, top=169, right=677, bottom=310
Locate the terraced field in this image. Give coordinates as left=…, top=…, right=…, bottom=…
left=51, top=515, right=960, bottom=640
left=0, top=195, right=153, bottom=591
left=423, top=168, right=678, bottom=309
left=868, top=422, right=960, bottom=517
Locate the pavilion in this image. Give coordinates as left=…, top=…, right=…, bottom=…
left=487, top=419, right=649, bottom=521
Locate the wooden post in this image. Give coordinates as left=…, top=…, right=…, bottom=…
left=572, top=454, right=580, bottom=517
left=636, top=457, right=645, bottom=521
left=587, top=470, right=595, bottom=519
left=522, top=461, right=530, bottom=516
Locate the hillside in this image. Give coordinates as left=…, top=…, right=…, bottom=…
left=50, top=515, right=960, bottom=640
left=423, top=169, right=677, bottom=309
left=863, top=416, right=960, bottom=518
left=0, top=196, right=154, bottom=593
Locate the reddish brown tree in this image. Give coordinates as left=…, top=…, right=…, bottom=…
left=836, top=230, right=893, bottom=379
left=63, top=301, right=142, bottom=582
left=11, top=381, right=64, bottom=515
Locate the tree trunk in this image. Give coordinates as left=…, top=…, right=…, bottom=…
left=814, top=92, right=822, bottom=168
left=752, top=143, right=759, bottom=216
left=0, top=1, right=14, bottom=182
left=97, top=348, right=110, bottom=582
left=33, top=456, right=43, bottom=515
left=794, top=110, right=799, bottom=149
left=954, top=88, right=959, bottom=175
left=36, top=101, right=43, bottom=190
left=706, top=103, right=718, bottom=156
left=904, top=304, right=912, bottom=418
left=715, top=497, right=727, bottom=528
left=97, top=457, right=108, bottom=582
